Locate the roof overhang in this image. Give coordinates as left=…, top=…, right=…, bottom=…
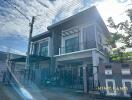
left=9, top=55, right=51, bottom=62
left=47, top=6, right=110, bottom=36
left=31, top=31, right=51, bottom=42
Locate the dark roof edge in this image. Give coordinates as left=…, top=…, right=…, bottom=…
left=31, top=31, right=51, bottom=42
left=47, top=6, right=96, bottom=29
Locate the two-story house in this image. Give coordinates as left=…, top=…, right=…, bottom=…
left=8, top=32, right=52, bottom=85
left=30, top=31, right=52, bottom=83
left=29, top=6, right=110, bottom=93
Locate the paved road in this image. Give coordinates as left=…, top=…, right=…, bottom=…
left=0, top=84, right=23, bottom=100
left=0, top=84, right=122, bottom=100
left=26, top=86, right=117, bottom=100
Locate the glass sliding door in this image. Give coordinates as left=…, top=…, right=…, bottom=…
left=65, top=37, right=79, bottom=53
left=39, top=41, right=48, bottom=56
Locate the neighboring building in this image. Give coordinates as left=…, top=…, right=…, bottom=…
left=98, top=63, right=132, bottom=97
left=30, top=31, right=52, bottom=85
left=0, top=51, right=24, bottom=83
left=29, top=6, right=110, bottom=92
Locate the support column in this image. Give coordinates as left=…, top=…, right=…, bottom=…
left=92, top=50, right=99, bottom=88
left=83, top=65, right=87, bottom=93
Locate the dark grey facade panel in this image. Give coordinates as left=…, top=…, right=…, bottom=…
left=31, top=31, right=51, bottom=42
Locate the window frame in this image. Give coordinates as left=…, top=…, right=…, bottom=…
left=105, top=79, right=116, bottom=96
left=65, top=36, right=79, bottom=53
left=122, top=79, right=132, bottom=96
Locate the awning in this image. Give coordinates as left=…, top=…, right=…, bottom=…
left=9, top=55, right=51, bottom=62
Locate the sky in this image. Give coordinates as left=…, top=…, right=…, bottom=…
left=0, top=0, right=132, bottom=55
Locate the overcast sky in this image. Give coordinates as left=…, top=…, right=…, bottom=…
left=0, top=0, right=131, bottom=55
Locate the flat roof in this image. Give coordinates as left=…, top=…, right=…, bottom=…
left=47, top=6, right=109, bottom=36
left=31, top=6, right=109, bottom=40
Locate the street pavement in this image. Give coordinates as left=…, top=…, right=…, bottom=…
left=26, top=86, right=118, bottom=100
left=0, top=84, right=23, bottom=100
left=0, top=84, right=122, bottom=100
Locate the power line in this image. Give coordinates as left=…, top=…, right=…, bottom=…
left=3, top=0, right=30, bottom=22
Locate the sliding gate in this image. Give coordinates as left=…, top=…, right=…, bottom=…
left=56, top=66, right=83, bottom=90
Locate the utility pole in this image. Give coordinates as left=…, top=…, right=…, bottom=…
left=26, top=16, right=35, bottom=80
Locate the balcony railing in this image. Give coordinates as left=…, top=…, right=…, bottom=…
left=98, top=43, right=109, bottom=55
left=59, top=41, right=97, bottom=54
left=98, top=43, right=103, bottom=52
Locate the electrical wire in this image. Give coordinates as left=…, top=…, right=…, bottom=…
left=3, top=0, right=30, bottom=22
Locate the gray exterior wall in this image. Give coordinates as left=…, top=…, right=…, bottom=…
left=49, top=10, right=98, bottom=55
left=28, top=6, right=110, bottom=91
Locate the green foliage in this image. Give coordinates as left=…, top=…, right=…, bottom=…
left=107, top=9, right=132, bottom=62
left=110, top=51, right=132, bottom=63
left=107, top=9, right=132, bottom=48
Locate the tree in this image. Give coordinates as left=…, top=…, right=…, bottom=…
left=107, top=9, right=132, bottom=63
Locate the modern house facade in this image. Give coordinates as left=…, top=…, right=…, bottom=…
left=29, top=6, right=110, bottom=92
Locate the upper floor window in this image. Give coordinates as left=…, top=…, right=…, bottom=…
left=65, top=37, right=79, bottom=53
left=39, top=41, right=48, bottom=56
left=82, top=25, right=96, bottom=49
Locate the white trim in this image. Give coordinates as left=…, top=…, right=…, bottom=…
left=54, top=48, right=96, bottom=57
left=105, top=79, right=116, bottom=96
left=121, top=69, right=131, bottom=75
left=54, top=48, right=106, bottom=57
left=37, top=37, right=50, bottom=56
left=105, top=70, right=112, bottom=75
left=32, top=37, right=49, bottom=56
left=48, top=37, right=51, bottom=56
left=122, top=79, right=132, bottom=96
left=95, top=25, right=98, bottom=50
left=80, top=25, right=83, bottom=50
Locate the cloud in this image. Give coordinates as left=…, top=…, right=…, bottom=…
left=0, top=0, right=131, bottom=53
left=0, top=0, right=131, bottom=37
left=0, top=45, right=26, bottom=55
left=96, top=0, right=132, bottom=24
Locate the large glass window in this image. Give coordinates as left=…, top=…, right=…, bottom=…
left=39, top=41, right=48, bottom=56
left=65, top=37, right=79, bottom=53
left=83, top=26, right=96, bottom=49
